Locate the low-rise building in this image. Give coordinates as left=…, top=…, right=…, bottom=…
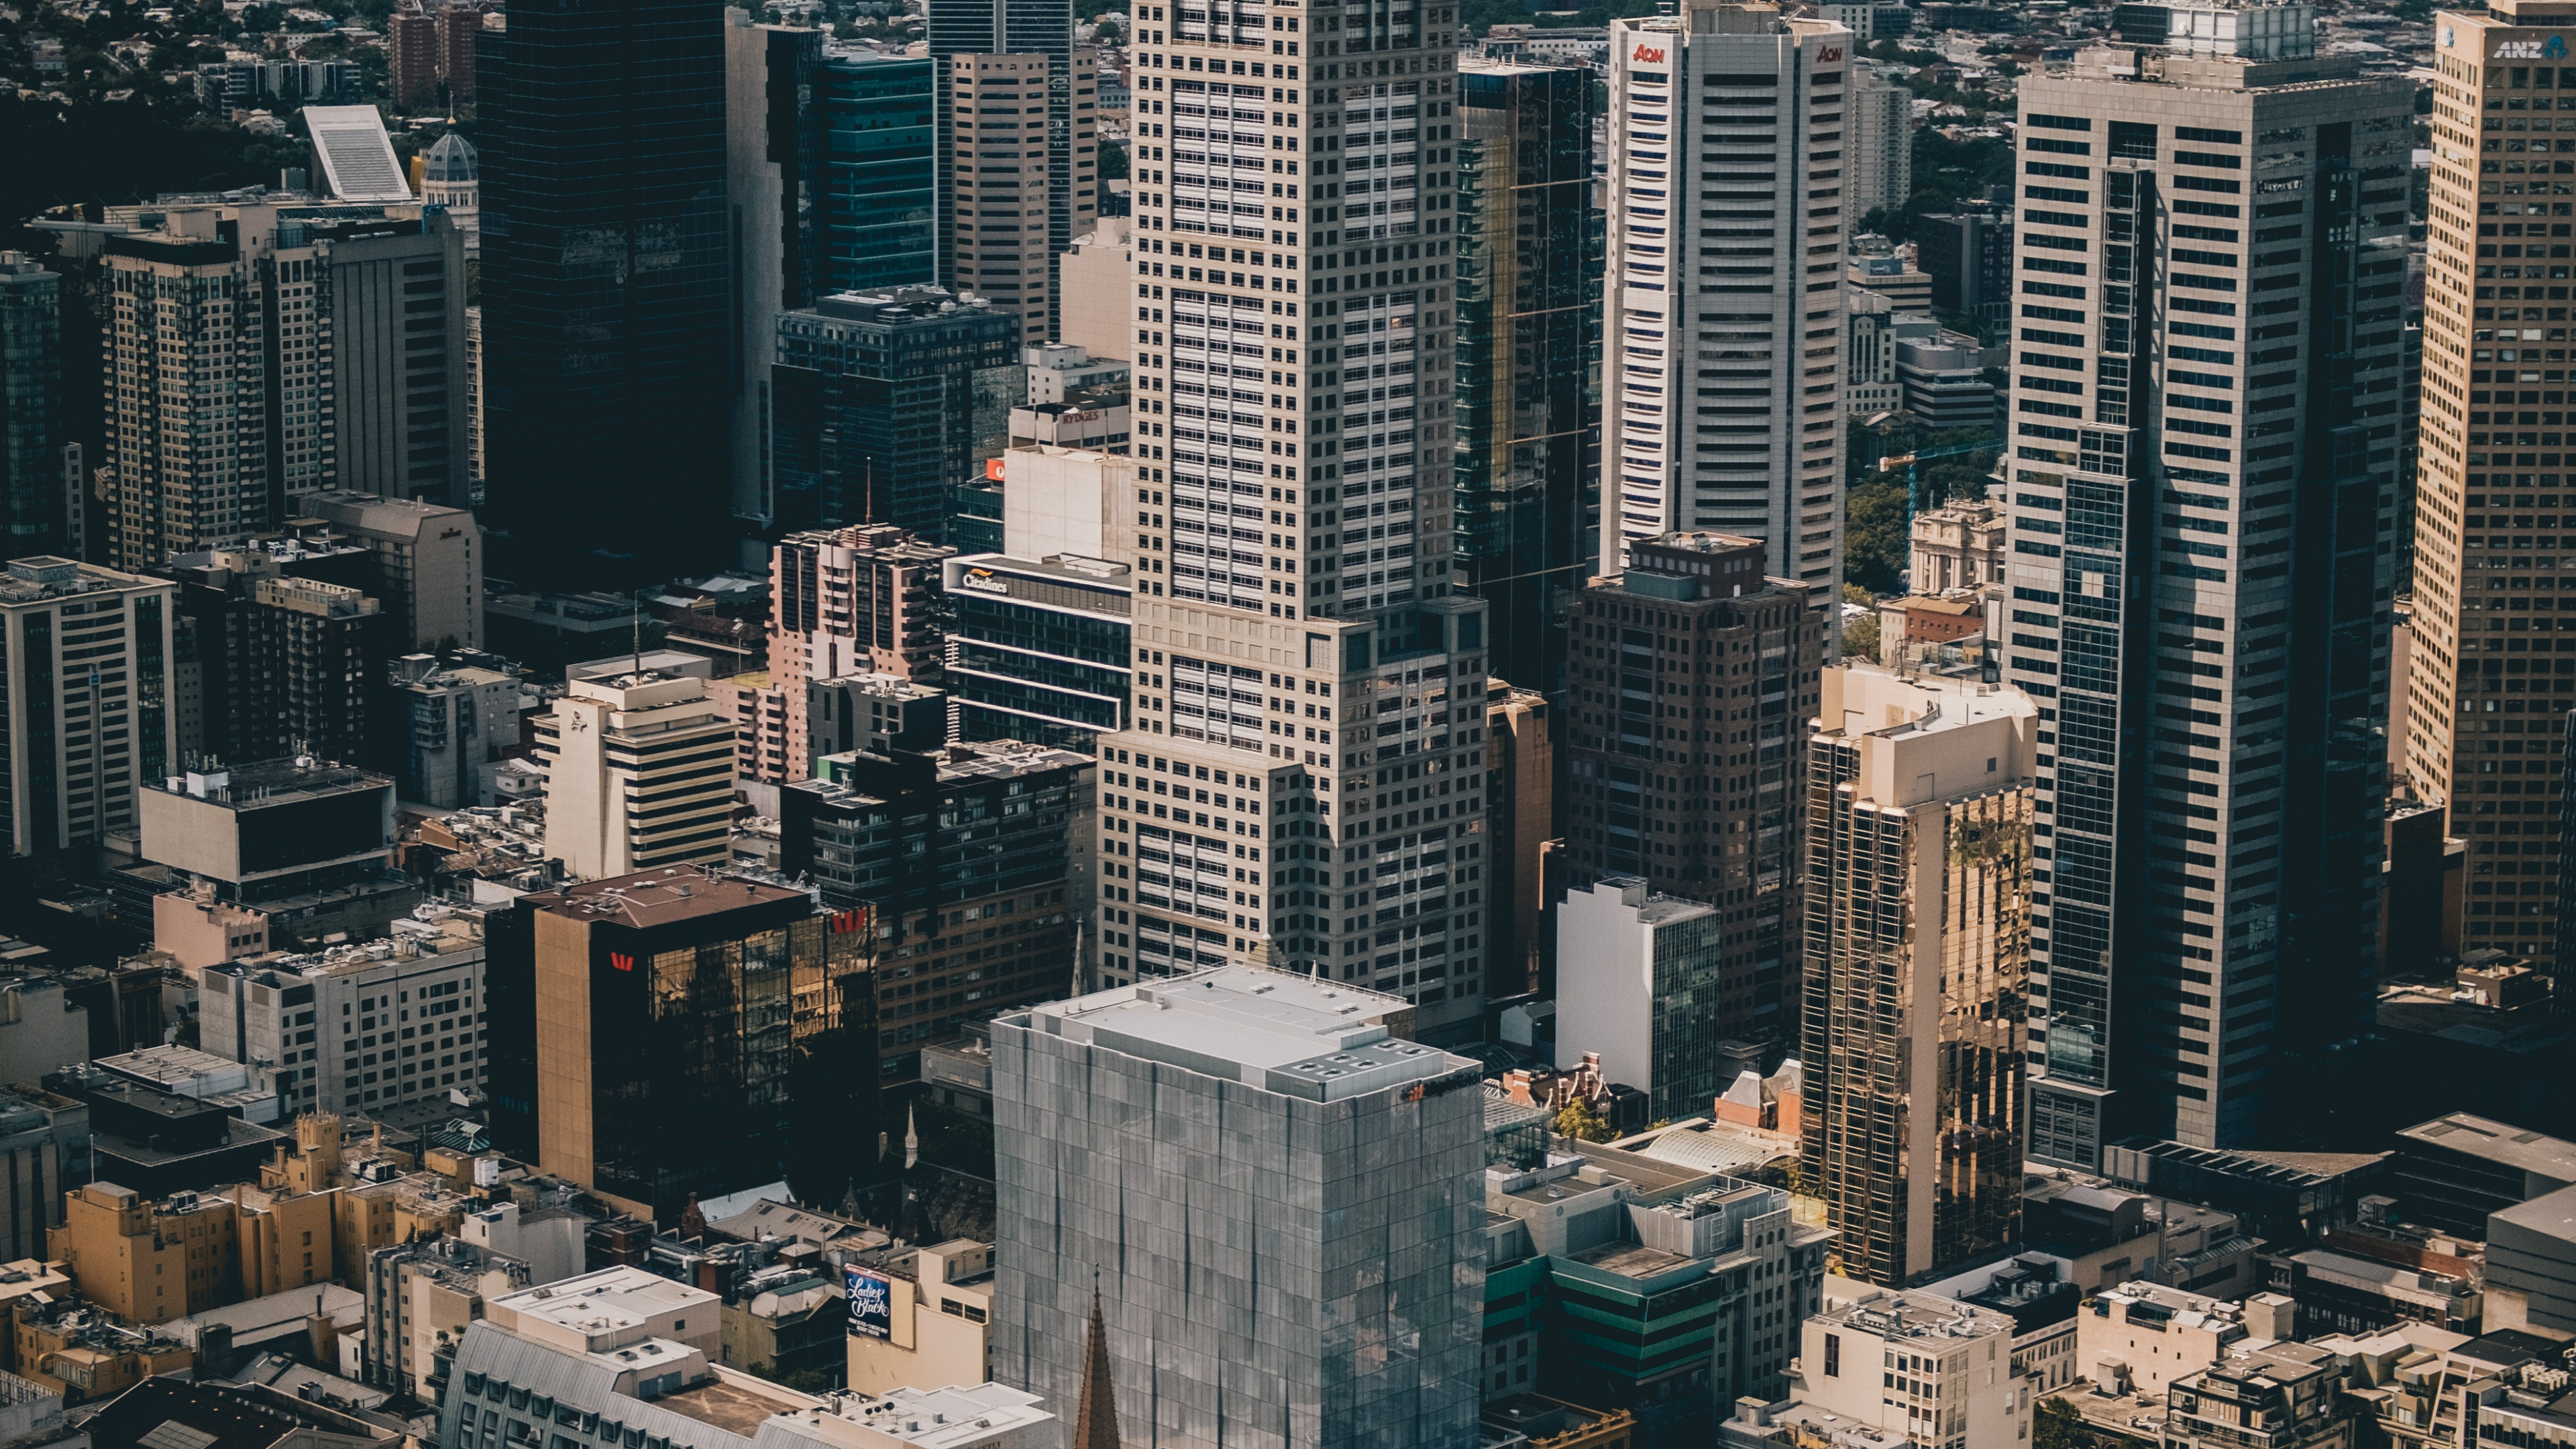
left=2074, top=1281, right=2260, bottom=1403
left=842, top=1240, right=993, bottom=1397
left=2161, top=1342, right=2351, bottom=1449
left=6, top=1297, right=191, bottom=1405
left=1907, top=498, right=2003, bottom=596
left=1789, top=1283, right=2030, bottom=1449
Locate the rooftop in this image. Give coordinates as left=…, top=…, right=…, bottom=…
left=521, top=867, right=811, bottom=931
left=657, top=1373, right=806, bottom=1436
left=0, top=556, right=166, bottom=605
left=1818, top=1285, right=2015, bottom=1341
left=814, top=1385, right=1051, bottom=1448
left=1011, top=968, right=1477, bottom=1104
left=2398, top=1114, right=2576, bottom=1183
left=492, top=1266, right=713, bottom=1336
left=148, top=758, right=389, bottom=811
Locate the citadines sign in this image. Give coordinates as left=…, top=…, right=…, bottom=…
left=845, top=1266, right=894, bottom=1339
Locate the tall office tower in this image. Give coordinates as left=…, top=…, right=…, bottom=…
left=770, top=525, right=954, bottom=771
left=2416, top=0, right=2576, bottom=969
left=928, top=0, right=1085, bottom=341
left=476, top=0, right=733, bottom=583
left=946, top=54, right=1101, bottom=344
left=388, top=3, right=437, bottom=108
left=1560, top=533, right=1822, bottom=1044
left=1103, top=0, right=1495, bottom=1034
left=1801, top=665, right=2033, bottom=1286
left=0, top=557, right=177, bottom=858
left=319, top=213, right=468, bottom=505
left=535, top=672, right=736, bottom=880
left=1453, top=60, right=1596, bottom=702
left=819, top=49, right=938, bottom=293
left=1599, top=3, right=1850, bottom=603
left=989, top=969, right=1485, bottom=1449
left=727, top=10, right=825, bottom=529
left=250, top=576, right=385, bottom=765
left=1915, top=206, right=2014, bottom=327
left=1, top=254, right=67, bottom=558
left=2006, top=28, right=2409, bottom=1167
left=1848, top=60, right=1914, bottom=218
left=435, top=4, right=482, bottom=102
left=103, top=215, right=284, bottom=571
left=769, top=288, right=1022, bottom=535
left=484, top=865, right=877, bottom=1216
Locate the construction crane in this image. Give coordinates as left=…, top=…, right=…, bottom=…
left=1878, top=435, right=2002, bottom=526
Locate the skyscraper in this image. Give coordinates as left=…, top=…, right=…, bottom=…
left=2414, top=0, right=2576, bottom=967
left=1599, top=3, right=1851, bottom=601
left=989, top=969, right=1485, bottom=1449
left=726, top=10, right=824, bottom=529
left=317, top=213, right=468, bottom=505
left=1560, top=532, right=1823, bottom=1042
left=928, top=0, right=1086, bottom=340
left=476, top=0, right=733, bottom=582
left=944, top=53, right=1100, bottom=344
left=2005, top=23, right=2408, bottom=1166
left=1849, top=60, right=1915, bottom=219
left=1100, top=0, right=1494, bottom=1036
left=0, top=254, right=66, bottom=559
left=1452, top=60, right=1596, bottom=702
left=818, top=49, right=937, bottom=294
left=1802, top=665, right=2033, bottom=1285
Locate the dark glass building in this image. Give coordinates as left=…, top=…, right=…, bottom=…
left=476, top=0, right=734, bottom=585
left=941, top=551, right=1132, bottom=751
left=1454, top=63, right=1597, bottom=702
left=484, top=865, right=878, bottom=1218
left=0, top=257, right=66, bottom=559
left=821, top=52, right=936, bottom=292
left=780, top=739, right=1093, bottom=1073
left=1913, top=206, right=2015, bottom=327
left=768, top=288, right=1021, bottom=536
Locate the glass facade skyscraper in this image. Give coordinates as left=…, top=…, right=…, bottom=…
left=990, top=969, right=1487, bottom=1449
left=1452, top=62, right=1597, bottom=701
left=821, top=51, right=937, bottom=292
left=0, top=256, right=65, bottom=560
left=476, top=0, right=734, bottom=583
left=2006, top=28, right=2406, bottom=1165
left=942, top=551, right=1134, bottom=751
left=769, top=288, right=1022, bottom=535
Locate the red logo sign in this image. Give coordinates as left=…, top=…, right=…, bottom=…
left=1632, top=43, right=1664, bottom=63
left=830, top=908, right=868, bottom=934
left=609, top=952, right=635, bottom=972
left=1818, top=45, right=1843, bottom=61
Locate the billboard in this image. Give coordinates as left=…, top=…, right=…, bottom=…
left=845, top=1265, right=894, bottom=1339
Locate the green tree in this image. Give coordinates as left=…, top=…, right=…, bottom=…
left=1098, top=138, right=1128, bottom=180
left=1842, top=582, right=1872, bottom=606
left=1554, top=1097, right=1615, bottom=1142
left=1844, top=477, right=1909, bottom=594
left=2033, top=1397, right=2092, bottom=1449
left=1840, top=613, right=1880, bottom=662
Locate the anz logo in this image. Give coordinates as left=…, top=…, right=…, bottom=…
left=2496, top=35, right=2570, bottom=60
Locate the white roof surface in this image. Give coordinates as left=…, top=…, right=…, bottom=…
left=305, top=105, right=413, bottom=203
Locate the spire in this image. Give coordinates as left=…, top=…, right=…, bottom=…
left=904, top=1106, right=919, bottom=1170
left=1073, top=1281, right=1121, bottom=1449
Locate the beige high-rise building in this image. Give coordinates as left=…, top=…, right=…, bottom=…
left=947, top=53, right=1099, bottom=344
left=2414, top=0, right=2576, bottom=961
left=535, top=674, right=735, bottom=880
left=1849, top=59, right=1915, bottom=217
left=1105, top=0, right=1495, bottom=1034
left=0, top=557, right=178, bottom=857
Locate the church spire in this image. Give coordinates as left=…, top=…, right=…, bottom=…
left=1072, top=1281, right=1121, bottom=1449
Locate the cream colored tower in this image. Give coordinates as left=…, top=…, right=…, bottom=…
left=2414, top=0, right=2576, bottom=961
left=1104, top=0, right=1495, bottom=1036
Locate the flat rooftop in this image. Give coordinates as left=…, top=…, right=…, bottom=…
left=2398, top=1114, right=2576, bottom=1184
left=523, top=867, right=809, bottom=931
left=1014, top=967, right=1477, bottom=1103
left=657, top=1373, right=808, bottom=1436
left=493, top=1266, right=713, bottom=1333
left=148, top=757, right=390, bottom=810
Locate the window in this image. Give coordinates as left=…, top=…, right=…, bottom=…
left=1826, top=1332, right=1841, bottom=1377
